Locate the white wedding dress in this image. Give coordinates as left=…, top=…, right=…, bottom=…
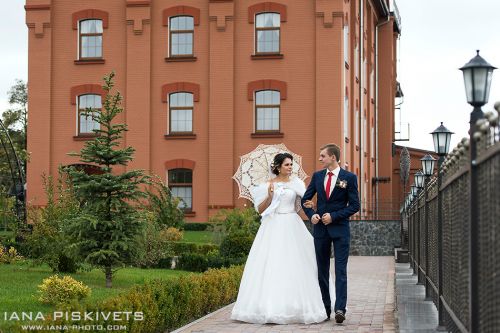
left=231, top=177, right=331, bottom=324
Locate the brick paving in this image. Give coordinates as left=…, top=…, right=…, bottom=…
left=172, top=256, right=397, bottom=333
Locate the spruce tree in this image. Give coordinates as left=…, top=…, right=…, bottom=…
left=66, top=72, right=149, bottom=288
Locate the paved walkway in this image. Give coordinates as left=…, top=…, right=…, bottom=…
left=173, top=257, right=397, bottom=333
left=395, top=263, right=441, bottom=332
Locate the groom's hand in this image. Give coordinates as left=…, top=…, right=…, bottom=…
left=311, top=214, right=321, bottom=224
left=321, top=213, right=332, bottom=225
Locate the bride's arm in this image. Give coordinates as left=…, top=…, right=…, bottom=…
left=257, top=182, right=274, bottom=214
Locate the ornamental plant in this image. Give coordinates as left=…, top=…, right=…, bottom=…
left=37, top=275, right=91, bottom=305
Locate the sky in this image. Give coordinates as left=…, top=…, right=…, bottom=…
left=394, top=0, right=500, bottom=151
left=1, top=0, right=500, bottom=152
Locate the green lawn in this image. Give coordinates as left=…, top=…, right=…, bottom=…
left=0, top=230, right=14, bottom=240
left=182, top=230, right=216, bottom=244
left=0, top=261, right=195, bottom=315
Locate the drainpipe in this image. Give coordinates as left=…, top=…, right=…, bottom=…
left=374, top=3, right=391, bottom=218
left=359, top=0, right=363, bottom=213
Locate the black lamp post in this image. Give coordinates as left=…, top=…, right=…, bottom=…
left=460, top=50, right=496, bottom=333
left=431, top=122, right=453, bottom=329
left=420, top=154, right=435, bottom=293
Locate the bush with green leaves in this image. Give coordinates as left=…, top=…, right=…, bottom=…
left=37, top=275, right=91, bottom=305
left=209, top=208, right=260, bottom=241
left=183, top=222, right=210, bottom=231
left=146, top=178, right=185, bottom=229
left=0, top=194, right=18, bottom=235
left=24, top=173, right=81, bottom=272
left=219, top=231, right=254, bottom=259
left=32, top=265, right=243, bottom=333
left=160, top=226, right=183, bottom=241
left=176, top=251, right=246, bottom=272
left=169, top=242, right=219, bottom=256
left=209, top=208, right=260, bottom=260
left=0, top=245, right=23, bottom=264
left=134, top=211, right=174, bottom=268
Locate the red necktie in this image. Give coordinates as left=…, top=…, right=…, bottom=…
left=325, top=171, right=334, bottom=200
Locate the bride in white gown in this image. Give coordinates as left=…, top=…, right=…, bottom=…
left=231, top=153, right=332, bottom=324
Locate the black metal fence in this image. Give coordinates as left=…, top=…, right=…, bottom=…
left=403, top=107, right=500, bottom=333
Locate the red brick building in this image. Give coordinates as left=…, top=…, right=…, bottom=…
left=25, top=0, right=401, bottom=222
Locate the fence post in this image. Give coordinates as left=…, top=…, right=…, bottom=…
left=424, top=177, right=431, bottom=299
left=437, top=156, right=446, bottom=329
left=469, top=107, right=483, bottom=333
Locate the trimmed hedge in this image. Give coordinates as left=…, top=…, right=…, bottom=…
left=169, top=241, right=218, bottom=256
left=14, top=265, right=244, bottom=333
left=183, top=222, right=210, bottom=231
left=177, top=253, right=246, bottom=272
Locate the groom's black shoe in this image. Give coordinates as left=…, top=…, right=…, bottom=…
left=334, top=310, right=346, bottom=324
left=325, top=309, right=331, bottom=321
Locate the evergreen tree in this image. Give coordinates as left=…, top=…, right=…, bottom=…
left=66, top=72, right=149, bottom=288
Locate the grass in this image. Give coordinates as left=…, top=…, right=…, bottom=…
left=0, top=261, right=195, bottom=315
left=182, top=230, right=216, bottom=244
left=0, top=230, right=14, bottom=240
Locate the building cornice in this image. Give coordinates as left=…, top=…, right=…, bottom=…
left=371, top=0, right=390, bottom=19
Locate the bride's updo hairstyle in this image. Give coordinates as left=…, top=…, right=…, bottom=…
left=270, top=153, right=293, bottom=176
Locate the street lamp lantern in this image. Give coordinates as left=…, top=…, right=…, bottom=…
left=459, top=50, right=497, bottom=107
left=411, top=184, right=418, bottom=198
left=421, top=154, right=436, bottom=177
left=431, top=122, right=454, bottom=156
left=414, top=170, right=425, bottom=189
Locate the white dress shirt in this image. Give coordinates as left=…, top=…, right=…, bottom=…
left=323, top=166, right=340, bottom=198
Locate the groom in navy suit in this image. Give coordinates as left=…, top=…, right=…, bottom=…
left=301, top=143, right=360, bottom=323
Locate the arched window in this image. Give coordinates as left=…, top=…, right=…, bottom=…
left=255, top=13, right=280, bottom=54
left=168, top=168, right=193, bottom=211
left=169, top=16, right=194, bottom=57
left=79, top=19, right=103, bottom=59
left=169, top=92, right=193, bottom=134
left=77, top=94, right=101, bottom=135
left=255, top=90, right=280, bottom=132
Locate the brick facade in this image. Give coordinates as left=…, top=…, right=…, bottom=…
left=25, top=0, right=399, bottom=222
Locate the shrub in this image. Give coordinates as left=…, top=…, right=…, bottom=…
left=219, top=231, right=254, bottom=259
left=146, top=178, right=185, bottom=229
left=177, top=253, right=209, bottom=272
left=209, top=208, right=260, bottom=238
left=176, top=250, right=247, bottom=272
left=160, top=227, right=183, bottom=242
left=0, top=245, right=23, bottom=264
left=0, top=195, right=18, bottom=235
left=37, top=275, right=91, bottom=305
left=183, top=222, right=210, bottom=231
left=209, top=208, right=260, bottom=246
left=169, top=242, right=219, bottom=256
left=134, top=211, right=173, bottom=268
left=40, top=265, right=244, bottom=333
left=24, top=173, right=81, bottom=272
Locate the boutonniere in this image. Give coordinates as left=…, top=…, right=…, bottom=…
left=336, top=179, right=348, bottom=189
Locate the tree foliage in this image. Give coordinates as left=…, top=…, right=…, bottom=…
left=65, top=72, right=150, bottom=288
left=25, top=172, right=81, bottom=273
left=0, top=79, right=27, bottom=192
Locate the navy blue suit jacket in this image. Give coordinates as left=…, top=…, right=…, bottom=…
left=301, top=168, right=360, bottom=238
